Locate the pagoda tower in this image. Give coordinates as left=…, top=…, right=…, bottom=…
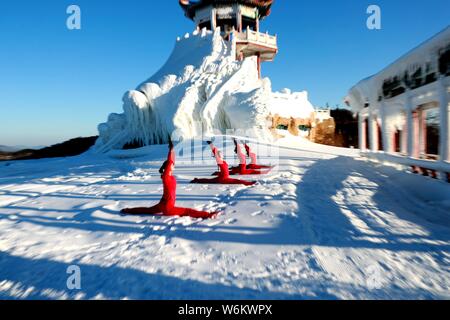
left=179, top=0, right=278, bottom=78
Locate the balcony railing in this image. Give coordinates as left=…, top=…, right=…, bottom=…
left=362, top=151, right=450, bottom=182
left=235, top=28, right=277, bottom=49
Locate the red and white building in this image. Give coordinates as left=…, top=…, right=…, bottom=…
left=346, top=27, right=450, bottom=181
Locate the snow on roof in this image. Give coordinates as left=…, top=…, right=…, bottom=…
left=270, top=89, right=315, bottom=119
left=179, top=0, right=274, bottom=20
left=346, top=26, right=450, bottom=112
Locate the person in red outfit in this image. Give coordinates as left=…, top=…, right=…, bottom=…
left=191, top=141, right=256, bottom=186
left=121, top=139, right=217, bottom=219
left=244, top=143, right=274, bottom=170
left=230, top=140, right=270, bottom=175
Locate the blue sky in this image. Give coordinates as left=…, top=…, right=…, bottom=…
left=0, top=0, right=448, bottom=146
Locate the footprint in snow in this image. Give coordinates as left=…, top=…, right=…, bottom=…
left=206, top=220, right=222, bottom=227
left=163, top=217, right=177, bottom=225
left=225, top=218, right=237, bottom=225
left=174, top=217, right=197, bottom=227
left=251, top=210, right=263, bottom=217
left=103, top=202, right=121, bottom=211
left=152, top=225, right=167, bottom=232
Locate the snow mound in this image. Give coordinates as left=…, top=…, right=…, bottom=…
left=95, top=28, right=315, bottom=152
left=271, top=89, right=314, bottom=119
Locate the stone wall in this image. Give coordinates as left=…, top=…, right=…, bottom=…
left=270, top=114, right=336, bottom=144
left=270, top=114, right=315, bottom=136
left=310, top=118, right=337, bottom=146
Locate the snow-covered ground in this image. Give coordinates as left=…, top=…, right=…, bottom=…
left=0, top=137, right=449, bottom=300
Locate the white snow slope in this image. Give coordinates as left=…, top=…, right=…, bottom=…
left=95, top=29, right=314, bottom=152
left=0, top=137, right=449, bottom=300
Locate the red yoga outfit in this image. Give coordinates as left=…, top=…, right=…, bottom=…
left=190, top=145, right=256, bottom=186
left=121, top=147, right=216, bottom=219
left=244, top=144, right=274, bottom=170
left=230, top=144, right=270, bottom=175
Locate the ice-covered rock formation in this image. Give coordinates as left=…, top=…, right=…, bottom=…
left=95, top=28, right=314, bottom=152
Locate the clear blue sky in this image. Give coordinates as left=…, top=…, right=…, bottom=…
left=0, top=0, right=448, bottom=146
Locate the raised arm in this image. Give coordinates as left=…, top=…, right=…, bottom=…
left=208, top=142, right=223, bottom=165
left=162, top=138, right=175, bottom=177
left=208, top=142, right=218, bottom=156
left=245, top=143, right=257, bottom=163
left=236, top=143, right=245, bottom=158
left=244, top=144, right=250, bottom=156
left=168, top=138, right=175, bottom=163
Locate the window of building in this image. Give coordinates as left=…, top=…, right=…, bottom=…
left=298, top=125, right=311, bottom=131
left=377, top=121, right=383, bottom=151
left=424, top=108, right=440, bottom=158
left=198, top=20, right=212, bottom=30
left=242, top=16, right=257, bottom=31
left=439, top=45, right=450, bottom=76
left=216, top=17, right=237, bottom=33
left=364, top=119, right=369, bottom=150
left=394, top=130, right=402, bottom=153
